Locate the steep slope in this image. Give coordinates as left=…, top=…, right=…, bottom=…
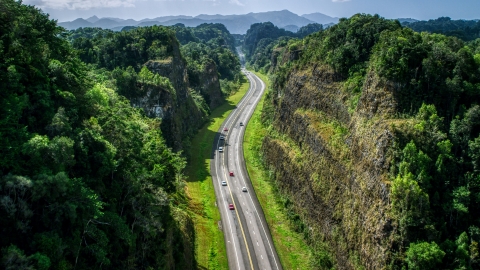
left=301, top=12, right=339, bottom=24
left=69, top=26, right=233, bottom=151
left=0, top=1, right=195, bottom=269
left=258, top=14, right=480, bottom=269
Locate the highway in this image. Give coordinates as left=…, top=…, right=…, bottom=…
left=210, top=68, right=282, bottom=270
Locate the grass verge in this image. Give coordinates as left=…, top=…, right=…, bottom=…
left=243, top=71, right=315, bottom=269
left=185, top=80, right=250, bottom=270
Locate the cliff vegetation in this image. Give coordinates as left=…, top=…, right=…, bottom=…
left=249, top=13, right=480, bottom=269
left=0, top=1, right=242, bottom=269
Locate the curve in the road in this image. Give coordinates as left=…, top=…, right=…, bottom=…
left=212, top=70, right=282, bottom=270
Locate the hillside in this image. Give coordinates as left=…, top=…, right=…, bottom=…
left=0, top=1, right=242, bottom=269
left=403, top=16, right=480, bottom=41
left=249, top=14, right=480, bottom=269
left=301, top=12, right=339, bottom=24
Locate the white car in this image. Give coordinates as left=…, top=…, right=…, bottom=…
left=242, top=187, right=247, bottom=192
left=222, top=181, right=227, bottom=186
left=219, top=146, right=223, bottom=152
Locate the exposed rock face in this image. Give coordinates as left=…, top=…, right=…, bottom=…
left=198, top=60, right=224, bottom=110
left=131, top=41, right=224, bottom=151
left=134, top=41, right=206, bottom=151
left=262, top=64, right=400, bottom=268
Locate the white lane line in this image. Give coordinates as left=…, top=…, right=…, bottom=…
left=261, top=255, right=263, bottom=260
left=234, top=73, right=281, bottom=270
left=214, top=142, right=241, bottom=270
left=212, top=71, right=260, bottom=270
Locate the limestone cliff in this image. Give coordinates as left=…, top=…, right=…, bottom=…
left=133, top=40, right=209, bottom=151
left=262, top=63, right=401, bottom=268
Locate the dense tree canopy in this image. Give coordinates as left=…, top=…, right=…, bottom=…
left=243, top=22, right=324, bottom=72
left=0, top=1, right=194, bottom=269
left=260, top=13, right=480, bottom=269
left=403, top=17, right=480, bottom=42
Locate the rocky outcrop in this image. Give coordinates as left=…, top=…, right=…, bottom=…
left=134, top=40, right=206, bottom=151
left=262, top=64, right=400, bottom=268
left=198, top=60, right=224, bottom=110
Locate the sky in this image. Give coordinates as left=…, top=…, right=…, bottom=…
left=23, top=0, right=480, bottom=22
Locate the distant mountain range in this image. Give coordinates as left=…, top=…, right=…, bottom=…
left=59, top=10, right=339, bottom=34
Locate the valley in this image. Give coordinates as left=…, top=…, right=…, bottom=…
left=2, top=0, right=480, bottom=269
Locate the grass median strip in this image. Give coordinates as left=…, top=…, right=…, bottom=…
left=244, top=72, right=314, bottom=270
left=185, top=80, right=249, bottom=270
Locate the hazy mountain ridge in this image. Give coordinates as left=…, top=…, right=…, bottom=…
left=59, top=10, right=338, bottom=34
left=301, top=12, right=339, bottom=24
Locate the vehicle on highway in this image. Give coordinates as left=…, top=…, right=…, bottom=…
left=242, top=187, right=247, bottom=192
left=219, top=146, right=223, bottom=152
left=239, top=122, right=244, bottom=126
left=229, top=171, right=234, bottom=176
left=223, top=127, right=228, bottom=132
left=229, top=203, right=234, bottom=210
left=219, top=135, right=225, bottom=140
left=222, top=181, right=227, bottom=186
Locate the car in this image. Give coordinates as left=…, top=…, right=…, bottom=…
left=223, top=127, right=228, bottom=132
left=218, top=146, right=223, bottom=152
left=229, top=203, right=234, bottom=210
left=242, top=187, right=247, bottom=192
left=229, top=171, right=234, bottom=176
left=221, top=181, right=227, bottom=186
left=239, top=122, right=244, bottom=126
left=219, top=135, right=225, bottom=140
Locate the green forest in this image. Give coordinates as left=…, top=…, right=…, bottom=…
left=3, top=0, right=480, bottom=268
left=0, top=1, right=241, bottom=269
left=245, top=14, right=480, bottom=269
left=403, top=17, right=480, bottom=42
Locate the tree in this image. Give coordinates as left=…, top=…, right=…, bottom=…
left=406, top=241, right=445, bottom=269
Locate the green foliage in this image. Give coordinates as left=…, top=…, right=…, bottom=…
left=372, top=30, right=480, bottom=117
left=403, top=17, right=480, bottom=41
left=296, top=23, right=323, bottom=38
left=244, top=22, right=296, bottom=61
left=406, top=241, right=445, bottom=269
left=252, top=11, right=480, bottom=269
left=70, top=25, right=177, bottom=70
left=0, top=1, right=194, bottom=269
left=301, top=14, right=401, bottom=76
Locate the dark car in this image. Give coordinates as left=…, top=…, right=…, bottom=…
left=229, top=203, right=234, bottom=210
left=229, top=171, right=234, bottom=176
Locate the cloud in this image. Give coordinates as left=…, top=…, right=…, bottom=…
left=229, top=0, right=244, bottom=6
left=25, top=0, right=136, bottom=10
left=332, top=0, right=350, bottom=2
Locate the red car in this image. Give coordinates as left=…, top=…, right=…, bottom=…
left=229, top=171, right=234, bottom=176
left=223, top=127, right=228, bottom=132
left=229, top=204, right=235, bottom=210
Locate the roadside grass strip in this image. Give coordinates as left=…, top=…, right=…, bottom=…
left=243, top=72, right=315, bottom=270
left=185, top=80, right=250, bottom=270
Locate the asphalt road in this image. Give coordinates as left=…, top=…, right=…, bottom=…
left=211, top=69, right=282, bottom=270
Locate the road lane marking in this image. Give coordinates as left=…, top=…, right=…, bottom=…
left=233, top=73, right=282, bottom=270
left=213, top=71, right=268, bottom=270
